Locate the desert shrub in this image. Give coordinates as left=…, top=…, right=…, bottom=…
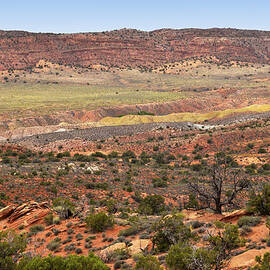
left=126, top=185, right=133, bottom=192
left=85, top=182, right=108, bottom=190
left=18, top=225, right=25, bottom=230
left=64, top=243, right=76, bottom=252
left=198, top=227, right=206, bottom=234
left=104, top=199, right=118, bottom=214
left=166, top=242, right=216, bottom=270
left=92, top=151, right=107, bottom=159
left=250, top=252, right=270, bottom=269
left=185, top=194, right=199, bottom=210
left=107, top=248, right=130, bottom=263
left=45, top=232, right=51, bottom=237
left=152, top=178, right=167, bottom=188
left=108, top=151, right=119, bottom=158
left=262, top=164, right=270, bottom=171
left=153, top=153, right=167, bottom=165
left=240, top=225, right=252, bottom=236
left=44, top=213, right=54, bottom=226
left=266, top=216, right=270, bottom=235
left=85, top=212, right=114, bottom=233
left=0, top=201, right=6, bottom=209
left=213, top=221, right=225, bottom=229
left=266, top=238, right=270, bottom=247
left=66, top=222, right=73, bottom=228
left=75, top=248, right=82, bottom=254
left=53, top=198, right=75, bottom=219
left=258, top=148, right=267, bottom=154
left=85, top=242, right=92, bottom=249
left=247, top=143, right=254, bottom=149
left=63, top=237, right=72, bottom=244
left=237, top=216, right=261, bottom=228
left=208, top=224, right=243, bottom=269
left=86, top=236, right=96, bottom=242
left=247, top=184, right=270, bottom=215
left=0, top=192, right=9, bottom=200
left=209, top=224, right=242, bottom=250
left=53, top=216, right=61, bottom=225
left=75, top=233, right=83, bottom=241
left=113, top=261, right=122, bottom=269
left=139, top=233, right=151, bottom=239
left=138, top=195, right=166, bottom=215
left=191, top=163, right=202, bottom=171
left=134, top=255, right=163, bottom=270
left=0, top=230, right=26, bottom=270
left=122, top=150, right=136, bottom=160
left=189, top=220, right=204, bottom=229
left=52, top=228, right=60, bottom=236
left=17, top=253, right=109, bottom=270
left=67, top=228, right=74, bottom=235
left=29, top=225, right=45, bottom=234
left=118, top=225, right=140, bottom=237
left=152, top=214, right=194, bottom=252
left=72, top=153, right=93, bottom=162
left=46, top=239, right=61, bottom=252
left=2, top=156, right=11, bottom=164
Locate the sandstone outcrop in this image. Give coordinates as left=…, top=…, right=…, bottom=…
left=0, top=28, right=269, bottom=71
left=0, top=201, right=50, bottom=230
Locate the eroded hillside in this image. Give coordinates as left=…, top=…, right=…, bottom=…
left=0, top=28, right=270, bottom=71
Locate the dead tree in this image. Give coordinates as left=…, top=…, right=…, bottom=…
left=188, top=157, right=250, bottom=214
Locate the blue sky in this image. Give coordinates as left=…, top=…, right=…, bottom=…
left=1, top=0, right=269, bottom=33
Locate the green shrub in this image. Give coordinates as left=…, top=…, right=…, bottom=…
left=29, top=225, right=45, bottom=234
left=85, top=212, right=114, bottom=233
left=138, top=195, right=166, bottom=215
left=75, top=248, right=82, bottom=254
left=17, top=253, right=109, bottom=270
left=105, top=199, right=118, bottom=214
left=46, top=239, right=61, bottom=252
left=166, top=242, right=216, bottom=270
left=53, top=198, right=75, bottom=219
left=208, top=224, right=243, bottom=268
left=213, top=220, right=225, bottom=229
left=262, top=164, right=270, bottom=171
left=258, top=148, right=267, bottom=154
left=18, top=225, right=25, bottom=230
left=106, top=248, right=130, bottom=263
left=118, top=225, right=139, bottom=237
left=247, top=184, right=270, bottom=215
left=44, top=213, right=54, bottom=226
left=240, top=225, right=252, bottom=236
left=185, top=194, right=199, bottom=210
left=152, top=214, right=194, bottom=252
left=189, top=220, right=204, bottom=229
left=266, top=216, right=270, bottom=235
left=237, top=216, right=261, bottom=227
left=152, top=178, right=167, bottom=188
left=114, top=260, right=122, bottom=269
left=250, top=252, right=270, bottom=269
left=0, top=230, right=26, bottom=270
left=134, top=255, right=163, bottom=270
left=76, top=233, right=83, bottom=241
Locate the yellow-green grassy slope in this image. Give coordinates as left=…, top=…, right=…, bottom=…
left=99, top=104, right=270, bottom=126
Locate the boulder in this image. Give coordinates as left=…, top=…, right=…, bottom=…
left=0, top=205, right=15, bottom=220
left=229, top=248, right=270, bottom=269
left=99, top=242, right=126, bottom=261
left=129, top=239, right=151, bottom=255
